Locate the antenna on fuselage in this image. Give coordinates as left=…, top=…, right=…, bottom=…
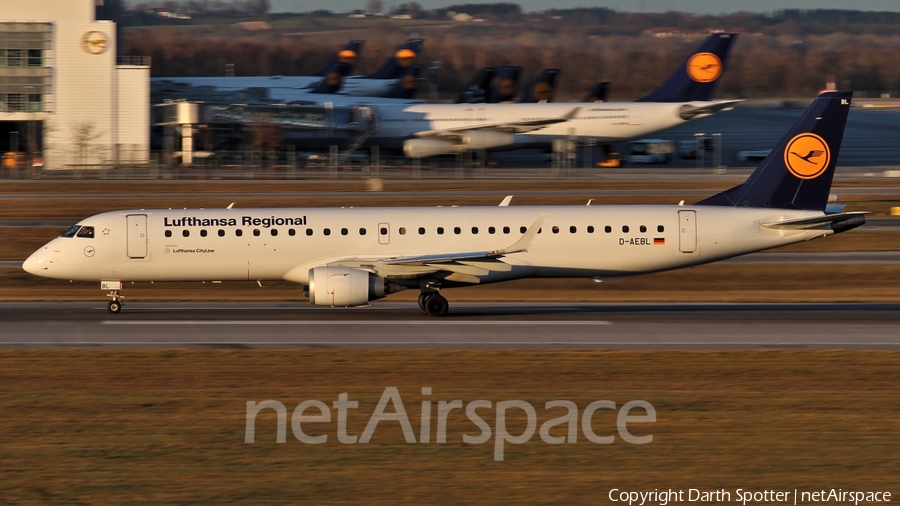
left=227, top=203, right=235, bottom=210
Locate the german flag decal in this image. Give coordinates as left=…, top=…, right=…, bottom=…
left=653, top=238, right=665, bottom=245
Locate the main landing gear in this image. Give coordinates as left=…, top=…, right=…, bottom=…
left=418, top=292, right=449, bottom=317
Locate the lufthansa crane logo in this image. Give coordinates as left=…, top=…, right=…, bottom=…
left=686, top=52, right=722, bottom=83
left=338, top=50, right=358, bottom=65
left=82, top=31, right=109, bottom=55
left=533, top=82, right=552, bottom=101
left=394, top=49, right=416, bottom=67
left=784, top=133, right=830, bottom=180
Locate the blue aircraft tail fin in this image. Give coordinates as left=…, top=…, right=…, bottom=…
left=697, top=92, right=852, bottom=211
left=636, top=33, right=736, bottom=103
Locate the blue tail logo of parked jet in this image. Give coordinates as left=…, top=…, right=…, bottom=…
left=636, top=33, right=736, bottom=103
left=697, top=92, right=852, bottom=210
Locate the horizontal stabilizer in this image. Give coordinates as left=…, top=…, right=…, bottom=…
left=678, top=99, right=743, bottom=120
left=761, top=211, right=867, bottom=230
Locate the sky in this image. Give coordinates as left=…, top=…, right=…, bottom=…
left=271, top=0, right=900, bottom=14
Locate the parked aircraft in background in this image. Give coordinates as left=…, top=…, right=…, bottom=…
left=393, top=32, right=738, bottom=158
left=23, top=92, right=863, bottom=317
left=151, top=39, right=424, bottom=98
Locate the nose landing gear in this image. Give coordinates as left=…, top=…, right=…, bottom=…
left=102, top=281, right=124, bottom=314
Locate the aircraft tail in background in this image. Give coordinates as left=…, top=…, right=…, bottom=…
left=635, top=32, right=737, bottom=103
left=519, top=69, right=559, bottom=103
left=366, top=39, right=424, bottom=80
left=486, top=66, right=521, bottom=103
left=312, top=40, right=365, bottom=77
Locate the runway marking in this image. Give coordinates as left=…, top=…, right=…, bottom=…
left=100, top=320, right=612, bottom=326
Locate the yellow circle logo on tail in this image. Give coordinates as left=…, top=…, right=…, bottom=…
left=533, top=82, right=552, bottom=101
left=498, top=78, right=516, bottom=96
left=82, top=31, right=109, bottom=55
left=395, top=49, right=416, bottom=67
left=326, top=72, right=342, bottom=86
left=784, top=133, right=830, bottom=180
left=686, top=52, right=722, bottom=83
left=402, top=74, right=418, bottom=90
left=338, top=50, right=357, bottom=64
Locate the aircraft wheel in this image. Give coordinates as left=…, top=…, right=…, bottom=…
left=424, top=294, right=449, bottom=317
left=108, top=300, right=122, bottom=314
left=417, top=292, right=432, bottom=312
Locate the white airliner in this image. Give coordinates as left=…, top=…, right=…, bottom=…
left=342, top=33, right=742, bottom=158
left=23, top=92, right=865, bottom=316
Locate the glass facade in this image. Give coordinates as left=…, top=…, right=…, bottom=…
left=0, top=22, right=52, bottom=112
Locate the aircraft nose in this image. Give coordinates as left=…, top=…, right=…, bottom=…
left=23, top=248, right=49, bottom=276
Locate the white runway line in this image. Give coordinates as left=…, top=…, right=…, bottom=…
left=100, top=320, right=612, bottom=326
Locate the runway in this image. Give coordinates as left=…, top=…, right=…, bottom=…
left=1, top=301, right=898, bottom=350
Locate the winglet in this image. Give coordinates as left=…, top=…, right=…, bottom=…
left=493, top=213, right=547, bottom=255
left=499, top=195, right=513, bottom=207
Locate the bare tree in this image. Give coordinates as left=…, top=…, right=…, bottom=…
left=69, top=121, right=105, bottom=166
left=366, top=0, right=384, bottom=15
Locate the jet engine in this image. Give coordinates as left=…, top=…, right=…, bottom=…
left=307, top=266, right=404, bottom=307
left=403, top=131, right=516, bottom=158
left=460, top=131, right=515, bottom=150
left=403, top=138, right=455, bottom=158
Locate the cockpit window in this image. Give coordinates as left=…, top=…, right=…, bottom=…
left=76, top=226, right=95, bottom=238
left=60, top=225, right=81, bottom=238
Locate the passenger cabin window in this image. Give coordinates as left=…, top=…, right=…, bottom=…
left=454, top=227, right=461, bottom=235
left=418, top=227, right=425, bottom=235
left=236, top=229, right=243, bottom=237
left=520, top=226, right=526, bottom=233
left=341, top=228, right=348, bottom=236
left=622, top=226, right=629, bottom=233
left=503, top=226, right=510, bottom=234
left=182, top=230, right=190, bottom=237
left=658, top=225, right=665, bottom=233
left=472, top=227, right=478, bottom=234
left=271, top=229, right=278, bottom=236
left=605, top=226, right=612, bottom=233
left=289, top=229, right=296, bottom=236
left=306, top=229, right=313, bottom=236
left=76, top=226, right=94, bottom=238
left=380, top=227, right=388, bottom=235
left=588, top=226, right=595, bottom=233
left=359, top=228, right=366, bottom=236
left=60, top=225, right=81, bottom=238
left=552, top=226, right=560, bottom=234
left=399, top=227, right=406, bottom=235
left=489, top=227, right=496, bottom=234
left=570, top=226, right=577, bottom=233
left=218, top=230, right=225, bottom=237
left=640, top=225, right=647, bottom=233
left=437, top=227, right=444, bottom=235
left=200, top=230, right=208, bottom=237
left=324, top=229, right=331, bottom=236
left=165, top=230, right=172, bottom=238
left=253, top=229, right=260, bottom=236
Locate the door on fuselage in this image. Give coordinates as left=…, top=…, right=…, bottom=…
left=127, top=214, right=148, bottom=259
left=678, top=210, right=697, bottom=253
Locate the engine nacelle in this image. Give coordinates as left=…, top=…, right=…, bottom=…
left=308, top=267, right=402, bottom=307
left=403, top=138, right=455, bottom=158
left=460, top=130, right=515, bottom=150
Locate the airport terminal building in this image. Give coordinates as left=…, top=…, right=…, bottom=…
left=1, top=0, right=149, bottom=169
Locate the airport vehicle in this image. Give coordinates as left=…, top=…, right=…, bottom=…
left=393, top=32, right=739, bottom=159
left=151, top=39, right=423, bottom=98
left=23, top=92, right=864, bottom=316
left=627, top=139, right=675, bottom=164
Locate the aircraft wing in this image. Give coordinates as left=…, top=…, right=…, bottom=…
left=325, top=214, right=547, bottom=283
left=678, top=99, right=744, bottom=120
left=413, top=108, right=580, bottom=138
left=761, top=211, right=867, bottom=230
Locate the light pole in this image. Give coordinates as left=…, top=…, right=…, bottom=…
left=24, top=85, right=35, bottom=171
